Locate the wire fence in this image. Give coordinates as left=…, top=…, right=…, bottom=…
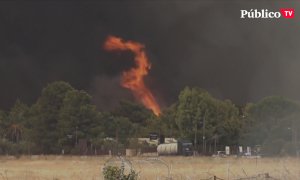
left=199, top=176, right=225, bottom=180
left=158, top=173, right=280, bottom=180
left=198, top=173, right=280, bottom=180
left=103, top=156, right=296, bottom=180
left=232, top=173, right=280, bottom=180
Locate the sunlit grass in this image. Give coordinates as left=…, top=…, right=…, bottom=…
left=0, top=155, right=299, bottom=179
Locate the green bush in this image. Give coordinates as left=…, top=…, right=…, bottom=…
left=103, top=165, right=138, bottom=180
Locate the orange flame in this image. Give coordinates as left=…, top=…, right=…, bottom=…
left=103, top=35, right=161, bottom=116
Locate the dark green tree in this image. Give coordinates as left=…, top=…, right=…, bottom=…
left=112, top=100, right=156, bottom=138
left=7, top=100, right=30, bottom=143
left=30, top=81, right=74, bottom=153
left=175, top=87, right=240, bottom=151
left=240, top=96, right=300, bottom=156
left=58, top=89, right=100, bottom=152
left=0, top=110, right=8, bottom=139
left=114, top=100, right=154, bottom=125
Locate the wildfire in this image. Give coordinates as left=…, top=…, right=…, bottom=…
left=103, top=35, right=161, bottom=116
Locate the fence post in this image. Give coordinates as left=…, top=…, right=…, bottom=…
left=265, top=173, right=270, bottom=178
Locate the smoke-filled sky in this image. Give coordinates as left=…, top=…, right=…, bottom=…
left=0, top=1, right=299, bottom=110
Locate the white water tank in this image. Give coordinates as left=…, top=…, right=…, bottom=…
left=157, top=143, right=178, bottom=155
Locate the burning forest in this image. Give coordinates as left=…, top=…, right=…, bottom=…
left=0, top=1, right=299, bottom=179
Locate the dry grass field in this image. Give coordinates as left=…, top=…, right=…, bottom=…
left=0, top=155, right=299, bottom=180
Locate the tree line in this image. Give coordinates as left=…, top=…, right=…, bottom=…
left=0, top=81, right=299, bottom=156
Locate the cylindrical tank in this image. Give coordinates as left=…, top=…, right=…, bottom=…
left=126, top=149, right=137, bottom=156
left=157, top=143, right=178, bottom=155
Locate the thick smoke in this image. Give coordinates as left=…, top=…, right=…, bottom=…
left=0, top=1, right=299, bottom=110
left=90, top=76, right=133, bottom=111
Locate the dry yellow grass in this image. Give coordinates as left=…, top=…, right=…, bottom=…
left=0, top=155, right=299, bottom=179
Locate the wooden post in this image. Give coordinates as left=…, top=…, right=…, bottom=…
left=265, top=173, right=270, bottom=178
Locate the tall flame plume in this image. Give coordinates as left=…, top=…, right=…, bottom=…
left=103, top=35, right=161, bottom=116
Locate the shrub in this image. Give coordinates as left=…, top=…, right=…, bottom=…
left=103, top=165, right=138, bottom=180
